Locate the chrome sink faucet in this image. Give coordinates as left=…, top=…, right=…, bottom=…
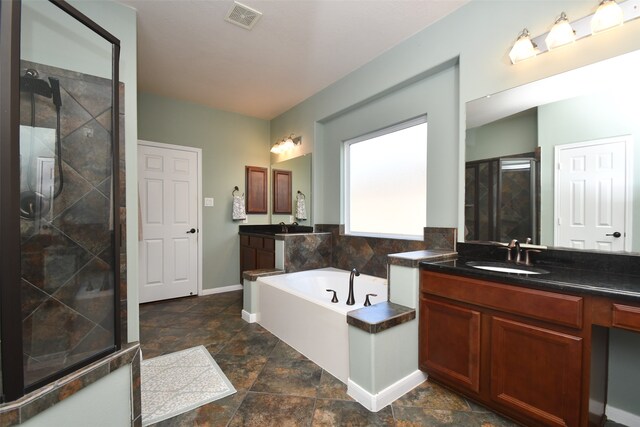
left=346, top=267, right=360, bottom=306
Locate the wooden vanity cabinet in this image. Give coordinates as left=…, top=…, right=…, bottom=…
left=239, top=234, right=275, bottom=280
left=420, top=270, right=585, bottom=427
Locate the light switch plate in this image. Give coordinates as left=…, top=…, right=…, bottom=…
left=204, top=197, right=214, bottom=207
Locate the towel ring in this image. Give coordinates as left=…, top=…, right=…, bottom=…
left=297, top=190, right=306, bottom=199
left=232, top=186, right=240, bottom=196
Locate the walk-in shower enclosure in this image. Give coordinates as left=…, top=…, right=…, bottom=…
left=0, top=0, right=121, bottom=402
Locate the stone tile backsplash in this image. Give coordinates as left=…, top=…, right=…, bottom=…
left=310, top=225, right=457, bottom=279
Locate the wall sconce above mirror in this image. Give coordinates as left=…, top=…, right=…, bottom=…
left=509, top=0, right=640, bottom=64
left=271, top=134, right=302, bottom=154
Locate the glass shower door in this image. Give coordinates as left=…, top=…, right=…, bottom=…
left=18, top=0, right=119, bottom=390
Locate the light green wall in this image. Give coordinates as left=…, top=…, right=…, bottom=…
left=466, top=109, right=537, bottom=162
left=538, top=92, right=640, bottom=252
left=21, top=0, right=140, bottom=342
left=270, top=0, right=640, bottom=418
left=271, top=0, right=640, bottom=237
left=271, top=154, right=312, bottom=225
left=320, top=62, right=458, bottom=226
left=138, top=92, right=270, bottom=290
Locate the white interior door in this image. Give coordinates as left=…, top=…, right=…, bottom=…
left=138, top=142, right=200, bottom=303
left=555, top=136, right=632, bottom=251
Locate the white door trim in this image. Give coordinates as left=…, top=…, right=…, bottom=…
left=138, top=139, right=203, bottom=297
left=553, top=135, right=634, bottom=251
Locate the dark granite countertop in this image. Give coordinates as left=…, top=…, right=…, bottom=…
left=347, top=301, right=416, bottom=334
left=239, top=224, right=315, bottom=237
left=420, top=256, right=640, bottom=303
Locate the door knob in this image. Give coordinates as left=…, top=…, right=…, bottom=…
left=606, top=231, right=621, bottom=238
left=186, top=228, right=197, bottom=234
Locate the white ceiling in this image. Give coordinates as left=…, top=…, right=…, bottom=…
left=118, top=0, right=469, bottom=120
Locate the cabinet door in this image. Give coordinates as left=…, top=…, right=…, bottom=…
left=490, top=317, right=582, bottom=427
left=419, top=297, right=481, bottom=393
left=256, top=249, right=275, bottom=269
left=240, top=245, right=257, bottom=279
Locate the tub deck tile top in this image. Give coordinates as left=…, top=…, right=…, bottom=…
left=347, top=302, right=415, bottom=334
left=243, top=269, right=284, bottom=282
left=388, top=250, right=457, bottom=268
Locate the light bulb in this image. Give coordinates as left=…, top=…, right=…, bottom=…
left=545, top=12, right=576, bottom=50
left=591, top=0, right=623, bottom=34
left=509, top=29, right=537, bottom=64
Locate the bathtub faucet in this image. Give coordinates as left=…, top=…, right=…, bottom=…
left=346, top=268, right=360, bottom=306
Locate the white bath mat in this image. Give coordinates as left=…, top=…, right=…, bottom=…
left=141, top=346, right=236, bottom=426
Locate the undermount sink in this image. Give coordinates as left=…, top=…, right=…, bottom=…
left=465, top=261, right=549, bottom=275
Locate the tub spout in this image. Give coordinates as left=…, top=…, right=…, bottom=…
left=346, top=268, right=360, bottom=305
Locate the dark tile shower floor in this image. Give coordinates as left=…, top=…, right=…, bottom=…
left=139, top=291, right=624, bottom=426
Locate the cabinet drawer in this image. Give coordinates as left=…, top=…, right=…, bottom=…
left=240, top=235, right=250, bottom=246
left=421, top=271, right=583, bottom=329
left=263, top=237, right=275, bottom=251
left=612, top=303, right=640, bottom=332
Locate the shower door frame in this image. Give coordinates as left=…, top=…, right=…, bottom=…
left=0, top=0, right=122, bottom=402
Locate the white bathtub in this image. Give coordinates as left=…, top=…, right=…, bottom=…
left=257, top=267, right=387, bottom=383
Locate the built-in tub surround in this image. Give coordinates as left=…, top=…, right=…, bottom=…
left=256, top=268, right=387, bottom=383
left=315, top=225, right=457, bottom=278
left=278, top=233, right=332, bottom=272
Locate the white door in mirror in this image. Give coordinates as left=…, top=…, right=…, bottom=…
left=555, top=136, right=631, bottom=251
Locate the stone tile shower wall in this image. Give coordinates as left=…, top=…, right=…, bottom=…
left=314, top=225, right=456, bottom=278
left=18, top=60, right=126, bottom=387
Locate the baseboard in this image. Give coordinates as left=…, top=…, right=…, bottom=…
left=606, top=405, right=640, bottom=426
left=241, top=310, right=258, bottom=323
left=347, top=370, right=427, bottom=412
left=200, top=284, right=243, bottom=296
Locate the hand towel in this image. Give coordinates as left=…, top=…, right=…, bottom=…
left=295, top=193, right=307, bottom=220
left=232, top=194, right=247, bottom=220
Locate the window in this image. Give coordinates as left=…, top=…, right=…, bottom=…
left=344, top=116, right=427, bottom=239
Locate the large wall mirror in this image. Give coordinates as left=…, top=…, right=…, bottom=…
left=465, top=49, right=640, bottom=253
left=271, top=154, right=312, bottom=225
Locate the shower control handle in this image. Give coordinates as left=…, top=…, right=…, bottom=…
left=186, top=228, right=197, bottom=234
left=606, top=231, right=621, bottom=238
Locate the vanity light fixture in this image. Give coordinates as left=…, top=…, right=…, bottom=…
left=270, top=134, right=302, bottom=154
left=508, top=0, right=640, bottom=65
left=545, top=12, right=576, bottom=50
left=509, top=29, right=538, bottom=64
left=591, top=0, right=624, bottom=33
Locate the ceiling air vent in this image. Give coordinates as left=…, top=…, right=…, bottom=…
left=225, top=1, right=262, bottom=30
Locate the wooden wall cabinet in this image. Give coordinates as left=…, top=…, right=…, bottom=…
left=419, top=270, right=585, bottom=427
left=239, top=234, right=275, bottom=280
left=273, top=169, right=292, bottom=214
left=246, top=166, right=267, bottom=214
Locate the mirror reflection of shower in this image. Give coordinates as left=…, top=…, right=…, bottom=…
left=19, top=68, right=63, bottom=220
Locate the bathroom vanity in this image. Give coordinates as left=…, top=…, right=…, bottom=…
left=419, top=249, right=640, bottom=427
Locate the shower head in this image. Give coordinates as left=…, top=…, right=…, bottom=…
left=49, top=77, right=62, bottom=108
left=20, top=74, right=52, bottom=98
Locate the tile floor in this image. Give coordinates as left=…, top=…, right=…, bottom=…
left=139, top=291, right=621, bottom=426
